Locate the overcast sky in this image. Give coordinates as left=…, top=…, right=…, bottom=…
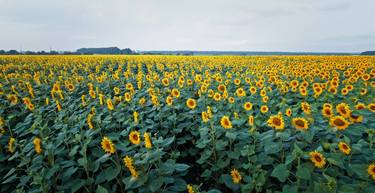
left=0, top=0, right=374, bottom=52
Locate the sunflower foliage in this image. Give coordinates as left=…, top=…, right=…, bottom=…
left=0, top=55, right=374, bottom=193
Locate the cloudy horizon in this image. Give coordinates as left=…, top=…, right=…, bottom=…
left=0, top=0, right=374, bottom=52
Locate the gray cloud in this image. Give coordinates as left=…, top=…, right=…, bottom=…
left=0, top=0, right=374, bottom=52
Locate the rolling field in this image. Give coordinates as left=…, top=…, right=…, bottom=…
left=0, top=55, right=374, bottom=193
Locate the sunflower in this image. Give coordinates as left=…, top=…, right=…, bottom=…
left=243, top=102, right=253, bottom=111
left=23, top=97, right=31, bottom=105
left=171, top=88, right=180, bottom=98
left=323, top=103, right=333, bottom=109
left=260, top=89, right=267, bottom=97
left=162, top=78, right=169, bottom=86
left=290, top=80, right=299, bottom=88
left=236, top=88, right=246, bottom=97
left=360, top=88, right=367, bottom=95
left=301, top=102, right=311, bottom=115
left=230, top=168, right=242, bottom=184
left=87, top=113, right=94, bottom=129
left=322, top=106, right=333, bottom=118
left=8, top=137, right=16, bottom=153
left=267, top=114, right=285, bottom=131
left=138, top=97, right=146, bottom=105
left=166, top=96, right=173, bottom=106
left=66, top=83, right=75, bottom=92
left=248, top=115, right=254, bottom=126
left=299, top=88, right=307, bottom=96
left=207, top=106, right=213, bottom=118
left=355, top=103, right=366, bottom=110
left=234, top=79, right=241, bottom=85
left=249, top=86, right=257, bottom=94
left=186, top=98, right=197, bottom=109
left=89, top=89, right=96, bottom=98
left=129, top=131, right=141, bottom=145
left=336, top=103, right=351, bottom=118
left=202, top=111, right=209, bottom=122
left=123, top=156, right=138, bottom=178
left=329, top=116, right=350, bottom=130
left=341, top=88, right=349, bottom=95
left=99, top=94, right=104, bottom=105
left=262, top=96, right=269, bottom=103
left=349, top=113, right=363, bottom=123
left=368, top=164, right=375, bottom=180
left=113, top=87, right=120, bottom=95
left=7, top=94, right=18, bottom=105
left=187, top=184, right=195, bottom=193
left=217, top=84, right=226, bottom=92
left=101, top=137, right=116, bottom=154
left=144, top=132, right=152, bottom=149
left=309, top=151, right=326, bottom=168
left=228, top=97, right=235, bottom=104
left=260, top=105, right=269, bottom=113
left=33, top=137, right=42, bottom=154
left=213, top=93, right=222, bottom=101
left=133, top=111, right=139, bottom=124
left=285, top=108, right=292, bottom=117
left=106, top=99, right=114, bottom=110
left=368, top=103, right=375, bottom=113
left=292, top=117, right=309, bottom=130
left=220, top=116, right=232, bottom=129
left=338, top=142, right=351, bottom=155
left=27, top=103, right=35, bottom=111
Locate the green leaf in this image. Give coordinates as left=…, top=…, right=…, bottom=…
left=271, top=164, right=289, bottom=182
left=104, top=164, right=121, bottom=181
left=161, top=136, right=175, bottom=147
left=175, top=163, right=190, bottom=172
left=96, top=185, right=109, bottom=193
left=2, top=168, right=16, bottom=179
left=207, top=189, right=222, bottom=193
left=149, top=176, right=164, bottom=192
left=225, top=131, right=237, bottom=140
left=296, top=166, right=310, bottom=180
left=282, top=185, right=298, bottom=193
left=264, top=141, right=282, bottom=154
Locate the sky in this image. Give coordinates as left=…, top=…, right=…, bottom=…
left=0, top=0, right=374, bottom=52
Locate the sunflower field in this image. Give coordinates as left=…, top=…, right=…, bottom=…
left=0, top=55, right=374, bottom=193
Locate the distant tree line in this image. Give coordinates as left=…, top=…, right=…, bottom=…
left=0, top=47, right=137, bottom=55
left=361, top=51, right=375, bottom=55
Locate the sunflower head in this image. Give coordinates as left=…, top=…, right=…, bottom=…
left=186, top=98, right=197, bottom=109
left=171, top=88, right=180, bottom=98
left=129, top=131, right=141, bottom=145
left=101, top=137, right=116, bottom=154
left=166, top=96, right=173, bottom=106
left=228, top=97, right=235, bottom=103
left=267, top=115, right=285, bottom=131
left=309, top=151, right=326, bottom=168
left=220, top=116, right=232, bottom=129
left=236, top=88, right=246, bottom=97
left=243, top=102, right=253, bottom=111
left=322, top=106, right=333, bottom=118
left=260, top=105, right=269, bottom=114
left=368, top=164, right=375, bottom=180
left=338, top=142, right=351, bottom=155
left=329, top=116, right=350, bottom=130
left=248, top=115, right=254, bottom=126
left=292, top=117, right=309, bottom=130
left=336, top=103, right=351, bottom=118
left=285, top=108, right=292, bottom=117
left=144, top=132, right=152, bottom=149
left=230, top=168, right=242, bottom=184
